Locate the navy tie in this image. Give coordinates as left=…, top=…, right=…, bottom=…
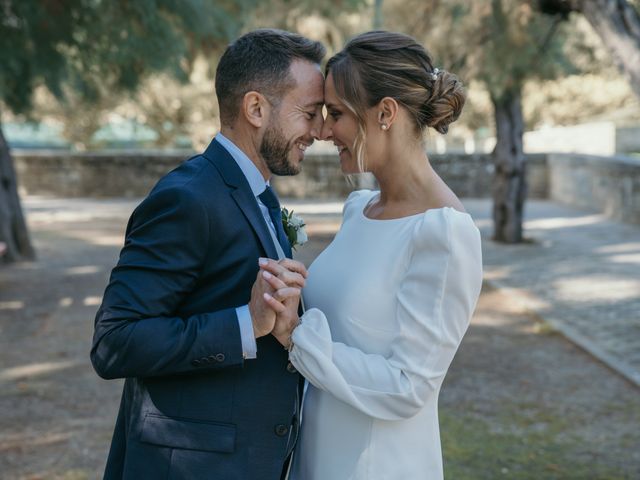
left=259, top=186, right=292, bottom=258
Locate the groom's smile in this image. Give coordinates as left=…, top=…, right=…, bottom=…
left=262, top=59, right=324, bottom=175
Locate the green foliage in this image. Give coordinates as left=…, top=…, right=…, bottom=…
left=247, top=0, right=367, bottom=53
left=385, top=0, right=580, bottom=101
left=0, top=0, right=254, bottom=116
left=486, top=1, right=576, bottom=99
left=524, top=74, right=640, bottom=128
left=1, top=0, right=369, bottom=147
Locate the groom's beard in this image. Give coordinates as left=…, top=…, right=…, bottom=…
left=260, top=122, right=300, bottom=176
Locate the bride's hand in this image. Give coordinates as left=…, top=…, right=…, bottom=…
left=259, top=257, right=308, bottom=289
left=268, top=289, right=301, bottom=349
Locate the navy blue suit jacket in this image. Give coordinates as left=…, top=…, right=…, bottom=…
left=91, top=139, right=300, bottom=479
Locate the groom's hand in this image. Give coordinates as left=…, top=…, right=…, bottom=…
left=249, top=268, right=278, bottom=338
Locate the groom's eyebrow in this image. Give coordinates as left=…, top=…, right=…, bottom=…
left=302, top=101, right=324, bottom=109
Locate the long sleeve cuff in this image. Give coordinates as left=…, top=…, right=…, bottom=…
left=236, top=304, right=257, bottom=359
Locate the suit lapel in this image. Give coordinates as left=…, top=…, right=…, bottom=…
left=203, top=138, right=279, bottom=260
left=231, top=188, right=279, bottom=260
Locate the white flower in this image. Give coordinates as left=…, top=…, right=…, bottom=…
left=295, top=226, right=308, bottom=245
left=290, top=215, right=305, bottom=228
left=281, top=208, right=308, bottom=250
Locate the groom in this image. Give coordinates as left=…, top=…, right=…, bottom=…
left=91, top=29, right=325, bottom=479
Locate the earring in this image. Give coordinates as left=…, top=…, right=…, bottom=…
left=381, top=124, right=388, bottom=131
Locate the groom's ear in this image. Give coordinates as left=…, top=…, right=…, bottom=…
left=243, top=91, right=268, bottom=128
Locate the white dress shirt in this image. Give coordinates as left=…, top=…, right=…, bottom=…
left=215, top=133, right=282, bottom=359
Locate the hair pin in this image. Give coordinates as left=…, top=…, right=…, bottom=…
left=431, top=67, right=440, bottom=81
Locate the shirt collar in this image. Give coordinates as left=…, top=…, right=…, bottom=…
left=215, top=132, right=269, bottom=196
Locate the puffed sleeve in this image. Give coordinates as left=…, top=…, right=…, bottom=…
left=341, top=189, right=372, bottom=221
left=289, top=208, right=482, bottom=420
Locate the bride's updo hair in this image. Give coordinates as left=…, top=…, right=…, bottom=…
left=326, top=31, right=465, bottom=170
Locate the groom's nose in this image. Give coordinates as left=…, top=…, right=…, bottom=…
left=310, top=114, right=324, bottom=140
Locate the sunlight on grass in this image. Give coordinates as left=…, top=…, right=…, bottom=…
left=525, top=215, right=607, bottom=230
left=59, top=297, right=73, bottom=307
left=553, top=276, right=640, bottom=302
left=0, top=300, right=25, bottom=310
left=608, top=253, right=640, bottom=265
left=64, top=265, right=102, bottom=275
left=82, top=296, right=102, bottom=306
left=0, top=360, right=80, bottom=382
left=595, top=242, right=640, bottom=254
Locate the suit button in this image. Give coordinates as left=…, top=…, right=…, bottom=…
left=274, top=424, right=289, bottom=437
left=191, top=359, right=201, bottom=366
left=201, top=357, right=211, bottom=364
left=215, top=353, right=225, bottom=362
left=286, top=362, right=297, bottom=373
left=208, top=355, right=217, bottom=363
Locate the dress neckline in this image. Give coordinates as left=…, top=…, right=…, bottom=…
left=360, top=192, right=464, bottom=222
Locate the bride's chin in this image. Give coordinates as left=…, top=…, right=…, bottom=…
left=339, top=155, right=354, bottom=174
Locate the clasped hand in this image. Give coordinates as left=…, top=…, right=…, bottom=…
left=249, top=257, right=306, bottom=347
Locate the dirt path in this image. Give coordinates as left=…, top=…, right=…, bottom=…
left=0, top=198, right=638, bottom=479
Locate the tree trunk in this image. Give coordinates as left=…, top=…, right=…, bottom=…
left=491, top=88, right=527, bottom=243
left=373, top=0, right=384, bottom=29
left=579, top=0, right=640, bottom=99
left=0, top=119, right=35, bottom=262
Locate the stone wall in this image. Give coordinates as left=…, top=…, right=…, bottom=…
left=13, top=149, right=640, bottom=224
left=429, top=152, right=549, bottom=199
left=14, top=150, right=190, bottom=198
left=13, top=150, right=549, bottom=200
left=548, top=153, right=640, bottom=224
left=520, top=122, right=640, bottom=156
left=524, top=122, right=617, bottom=156
left=615, top=126, right=640, bottom=154
left=270, top=154, right=361, bottom=199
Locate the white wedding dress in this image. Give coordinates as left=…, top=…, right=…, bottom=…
left=288, top=190, right=482, bottom=480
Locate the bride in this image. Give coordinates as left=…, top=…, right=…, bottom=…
left=261, top=31, right=483, bottom=479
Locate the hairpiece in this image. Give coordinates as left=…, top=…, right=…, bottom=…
left=431, top=67, right=440, bottom=81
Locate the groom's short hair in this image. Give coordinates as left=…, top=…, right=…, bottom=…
left=215, top=29, right=325, bottom=126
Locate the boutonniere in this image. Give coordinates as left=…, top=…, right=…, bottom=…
left=281, top=207, right=308, bottom=250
